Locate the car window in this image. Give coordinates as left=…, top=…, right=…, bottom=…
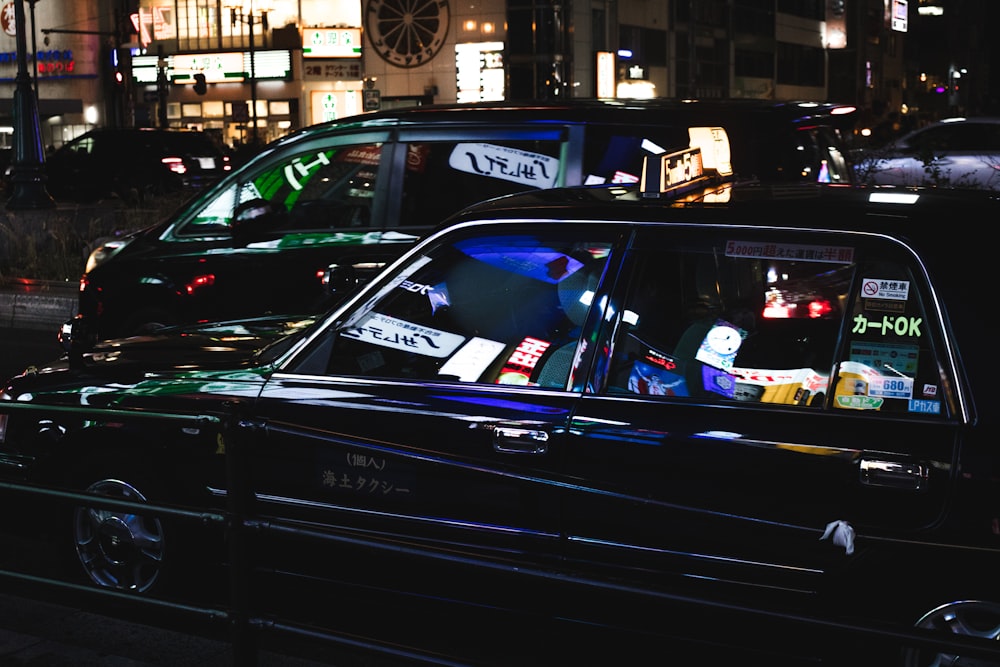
left=68, top=134, right=96, bottom=155
left=397, top=140, right=565, bottom=227
left=291, top=228, right=616, bottom=387
left=580, top=125, right=696, bottom=185
left=834, top=259, right=944, bottom=416
left=789, top=126, right=852, bottom=183
left=909, top=125, right=982, bottom=152
left=174, top=140, right=386, bottom=236
left=603, top=231, right=948, bottom=416
left=167, top=132, right=223, bottom=155
left=606, top=237, right=848, bottom=404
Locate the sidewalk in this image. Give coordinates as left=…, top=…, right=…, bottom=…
left=0, top=592, right=347, bottom=666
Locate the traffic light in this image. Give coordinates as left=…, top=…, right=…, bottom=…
left=193, top=73, right=207, bottom=95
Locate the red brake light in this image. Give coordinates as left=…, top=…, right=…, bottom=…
left=808, top=299, right=833, bottom=318
left=162, top=156, right=187, bottom=175
left=185, top=274, right=215, bottom=295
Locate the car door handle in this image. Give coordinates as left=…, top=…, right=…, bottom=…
left=493, top=426, right=549, bottom=455
left=859, top=458, right=928, bottom=491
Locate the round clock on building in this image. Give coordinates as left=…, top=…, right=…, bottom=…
left=365, top=0, right=451, bottom=68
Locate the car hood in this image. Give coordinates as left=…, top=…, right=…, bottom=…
left=8, top=314, right=319, bottom=394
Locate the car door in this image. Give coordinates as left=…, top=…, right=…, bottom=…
left=241, top=222, right=622, bottom=637
left=558, top=225, right=964, bottom=632
left=156, top=130, right=400, bottom=322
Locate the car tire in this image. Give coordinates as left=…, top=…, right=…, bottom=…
left=71, top=475, right=167, bottom=593
left=59, top=452, right=224, bottom=601
left=901, top=600, right=1000, bottom=666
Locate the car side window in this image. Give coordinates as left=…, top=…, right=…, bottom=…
left=293, top=229, right=614, bottom=387
left=605, top=238, right=851, bottom=406
left=397, top=140, right=564, bottom=227
left=831, top=260, right=946, bottom=417
left=580, top=125, right=691, bottom=184
left=73, top=136, right=96, bottom=155
left=175, top=141, right=386, bottom=236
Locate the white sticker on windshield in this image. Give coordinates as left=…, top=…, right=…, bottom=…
left=438, top=337, right=507, bottom=382
left=860, top=278, right=909, bottom=301
left=448, top=143, right=559, bottom=188
left=342, top=312, right=465, bottom=358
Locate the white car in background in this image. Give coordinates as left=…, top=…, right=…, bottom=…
left=857, top=116, right=1000, bottom=189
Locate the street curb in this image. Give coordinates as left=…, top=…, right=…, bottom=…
left=0, top=279, right=77, bottom=332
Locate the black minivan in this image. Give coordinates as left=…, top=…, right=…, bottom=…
left=63, top=99, right=857, bottom=347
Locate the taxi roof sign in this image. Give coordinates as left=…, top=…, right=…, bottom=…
left=688, top=126, right=733, bottom=177
left=640, top=125, right=733, bottom=198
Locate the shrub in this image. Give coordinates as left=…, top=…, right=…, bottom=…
left=0, top=191, right=191, bottom=283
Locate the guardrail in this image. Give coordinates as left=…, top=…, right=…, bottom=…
left=1, top=399, right=999, bottom=666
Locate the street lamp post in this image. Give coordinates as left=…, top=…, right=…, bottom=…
left=6, top=0, right=55, bottom=210
left=27, top=0, right=39, bottom=100
left=228, top=1, right=269, bottom=147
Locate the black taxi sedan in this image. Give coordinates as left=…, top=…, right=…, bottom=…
left=1, top=157, right=998, bottom=665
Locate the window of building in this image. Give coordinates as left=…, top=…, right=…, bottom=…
left=776, top=42, right=825, bottom=87
left=733, top=0, right=775, bottom=37
left=735, top=49, right=775, bottom=78
left=777, top=0, right=825, bottom=20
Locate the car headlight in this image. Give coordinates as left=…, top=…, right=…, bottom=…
left=85, top=237, right=132, bottom=273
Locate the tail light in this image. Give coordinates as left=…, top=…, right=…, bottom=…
left=185, top=274, right=216, bottom=295
left=162, top=156, right=187, bottom=175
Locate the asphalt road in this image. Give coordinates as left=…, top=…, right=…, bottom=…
left=0, top=592, right=348, bottom=667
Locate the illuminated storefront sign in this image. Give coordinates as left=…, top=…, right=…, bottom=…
left=890, top=0, right=908, bottom=32
left=0, top=50, right=77, bottom=76
left=596, top=51, right=615, bottom=98
left=131, top=5, right=177, bottom=46
left=455, top=41, right=504, bottom=103
left=303, top=60, right=362, bottom=80
left=131, top=50, right=291, bottom=84
left=302, top=28, right=362, bottom=58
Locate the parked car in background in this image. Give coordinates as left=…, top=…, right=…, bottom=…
left=3, top=155, right=998, bottom=665
left=62, top=99, right=858, bottom=349
left=854, top=116, right=1000, bottom=189
left=44, top=127, right=232, bottom=203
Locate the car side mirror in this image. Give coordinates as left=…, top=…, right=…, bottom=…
left=323, top=263, right=361, bottom=296
left=230, top=198, right=286, bottom=247
left=59, top=315, right=96, bottom=365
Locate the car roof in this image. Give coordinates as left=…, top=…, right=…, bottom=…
left=246, top=98, right=859, bottom=187
left=920, top=116, right=1000, bottom=125
left=439, top=179, right=995, bottom=287
left=443, top=180, right=991, bottom=231
left=900, top=115, right=1000, bottom=137
left=284, top=98, right=859, bottom=136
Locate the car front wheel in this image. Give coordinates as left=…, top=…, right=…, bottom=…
left=902, top=600, right=1000, bottom=667
left=73, top=477, right=165, bottom=593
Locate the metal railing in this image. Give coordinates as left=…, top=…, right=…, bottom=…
left=1, top=399, right=999, bottom=666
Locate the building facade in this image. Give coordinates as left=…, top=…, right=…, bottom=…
left=0, top=0, right=946, bottom=151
